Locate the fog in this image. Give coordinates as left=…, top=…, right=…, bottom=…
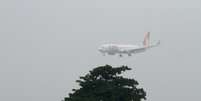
left=0, top=0, right=200, bottom=101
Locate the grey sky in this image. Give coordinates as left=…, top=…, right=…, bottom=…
left=0, top=0, right=201, bottom=101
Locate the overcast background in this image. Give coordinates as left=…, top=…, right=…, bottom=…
left=0, top=0, right=201, bottom=101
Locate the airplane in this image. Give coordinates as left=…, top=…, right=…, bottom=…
left=98, top=32, right=160, bottom=57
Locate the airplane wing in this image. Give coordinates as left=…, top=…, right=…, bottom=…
left=128, top=47, right=146, bottom=54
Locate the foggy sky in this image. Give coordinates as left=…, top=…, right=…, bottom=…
left=0, top=0, right=201, bottom=101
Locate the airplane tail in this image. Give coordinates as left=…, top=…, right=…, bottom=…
left=143, top=32, right=150, bottom=48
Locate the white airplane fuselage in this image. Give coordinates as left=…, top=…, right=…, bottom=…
left=98, top=44, right=146, bottom=56
left=98, top=32, right=160, bottom=57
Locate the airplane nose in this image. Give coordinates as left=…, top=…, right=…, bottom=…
left=98, top=47, right=102, bottom=51
left=98, top=46, right=103, bottom=52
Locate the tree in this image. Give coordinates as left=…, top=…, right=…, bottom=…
left=64, top=65, right=146, bottom=101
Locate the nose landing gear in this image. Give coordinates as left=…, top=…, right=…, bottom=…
left=128, top=53, right=132, bottom=56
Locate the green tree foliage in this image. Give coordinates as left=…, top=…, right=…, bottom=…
left=64, top=65, right=146, bottom=101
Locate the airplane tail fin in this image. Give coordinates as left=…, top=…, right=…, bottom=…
left=143, top=32, right=150, bottom=48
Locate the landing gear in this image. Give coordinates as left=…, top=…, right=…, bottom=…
left=128, top=53, right=132, bottom=56
left=119, top=54, right=123, bottom=57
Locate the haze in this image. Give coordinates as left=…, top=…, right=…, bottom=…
left=0, top=0, right=200, bottom=101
